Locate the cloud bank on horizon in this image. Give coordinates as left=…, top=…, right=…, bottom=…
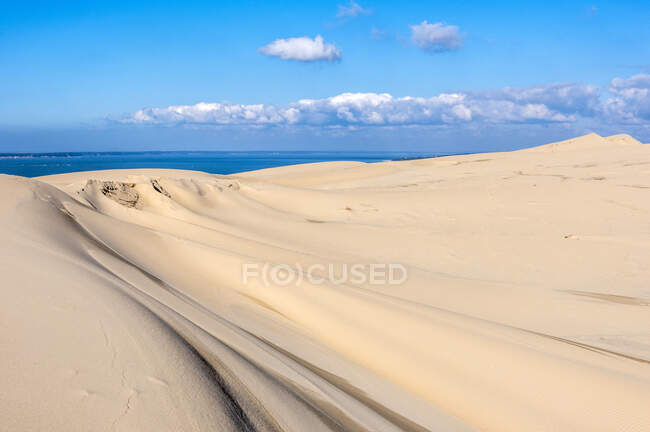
left=121, top=74, right=649, bottom=132
left=603, top=74, right=650, bottom=124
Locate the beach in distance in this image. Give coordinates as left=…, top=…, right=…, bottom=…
left=1, top=133, right=649, bottom=431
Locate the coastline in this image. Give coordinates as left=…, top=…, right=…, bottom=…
left=0, top=150, right=450, bottom=179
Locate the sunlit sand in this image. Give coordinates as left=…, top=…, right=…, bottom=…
left=1, top=133, right=648, bottom=431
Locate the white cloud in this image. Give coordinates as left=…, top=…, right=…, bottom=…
left=337, top=1, right=372, bottom=18
left=602, top=74, right=650, bottom=124
left=473, top=83, right=601, bottom=117
left=259, top=35, right=341, bottom=62
left=123, top=82, right=602, bottom=128
left=410, top=21, right=463, bottom=52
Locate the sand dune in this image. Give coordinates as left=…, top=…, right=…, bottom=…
left=1, top=133, right=649, bottom=431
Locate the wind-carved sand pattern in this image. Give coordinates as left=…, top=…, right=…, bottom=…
left=1, top=133, right=650, bottom=431
left=565, top=290, right=650, bottom=306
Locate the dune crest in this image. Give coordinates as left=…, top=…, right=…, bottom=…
left=523, top=132, right=642, bottom=153
left=1, top=134, right=649, bottom=431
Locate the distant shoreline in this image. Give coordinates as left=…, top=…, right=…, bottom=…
left=0, top=150, right=453, bottom=178
left=0, top=150, right=449, bottom=158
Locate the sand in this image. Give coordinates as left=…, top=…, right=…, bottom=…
left=0, top=133, right=649, bottom=431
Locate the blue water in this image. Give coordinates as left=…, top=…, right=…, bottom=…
left=0, top=151, right=453, bottom=178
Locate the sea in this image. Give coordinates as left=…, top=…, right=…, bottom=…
left=0, top=151, right=456, bottom=178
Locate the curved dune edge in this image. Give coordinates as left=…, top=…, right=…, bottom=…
left=1, top=133, right=649, bottom=431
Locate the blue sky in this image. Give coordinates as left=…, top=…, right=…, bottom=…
left=1, top=0, right=649, bottom=151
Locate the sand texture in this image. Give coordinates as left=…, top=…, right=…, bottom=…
left=1, top=133, right=649, bottom=431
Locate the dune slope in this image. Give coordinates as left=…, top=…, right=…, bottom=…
left=1, top=133, right=649, bottom=431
